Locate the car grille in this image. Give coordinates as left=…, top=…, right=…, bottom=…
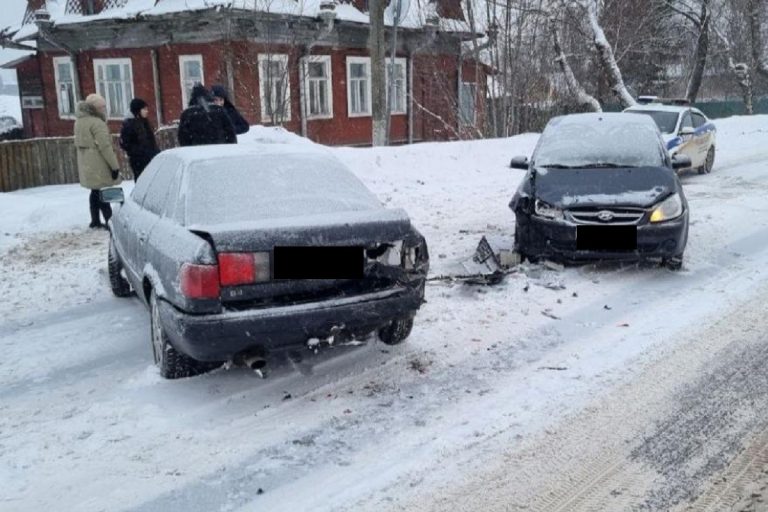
left=567, top=207, right=645, bottom=225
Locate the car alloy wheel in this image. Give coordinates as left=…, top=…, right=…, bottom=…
left=699, top=147, right=715, bottom=175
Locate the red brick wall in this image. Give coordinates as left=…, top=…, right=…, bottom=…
left=15, top=40, right=485, bottom=145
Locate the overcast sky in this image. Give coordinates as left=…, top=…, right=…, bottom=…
left=1, top=1, right=33, bottom=85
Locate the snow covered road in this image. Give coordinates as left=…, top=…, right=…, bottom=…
left=2, top=117, right=768, bottom=511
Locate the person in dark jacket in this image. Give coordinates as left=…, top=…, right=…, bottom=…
left=119, top=98, right=160, bottom=181
left=177, top=84, right=237, bottom=147
left=211, top=84, right=250, bottom=135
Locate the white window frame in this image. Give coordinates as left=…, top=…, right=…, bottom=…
left=346, top=56, right=372, bottom=118
left=179, top=55, right=204, bottom=110
left=93, top=58, right=134, bottom=120
left=258, top=54, right=291, bottom=123
left=301, top=55, right=334, bottom=120
left=53, top=56, right=77, bottom=119
left=386, top=57, right=407, bottom=115
left=459, top=81, right=477, bottom=126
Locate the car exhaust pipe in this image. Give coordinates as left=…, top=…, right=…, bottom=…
left=244, top=354, right=267, bottom=371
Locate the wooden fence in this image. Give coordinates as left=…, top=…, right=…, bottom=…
left=0, top=126, right=179, bottom=193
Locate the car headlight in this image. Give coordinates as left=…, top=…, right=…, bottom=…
left=534, top=199, right=564, bottom=220
left=650, top=193, right=683, bottom=223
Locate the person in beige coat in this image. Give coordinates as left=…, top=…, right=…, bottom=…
left=74, top=93, right=122, bottom=228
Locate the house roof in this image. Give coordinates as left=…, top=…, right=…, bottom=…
left=0, top=54, right=35, bottom=69
left=3, top=0, right=478, bottom=44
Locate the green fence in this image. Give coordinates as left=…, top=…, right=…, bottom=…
left=603, top=97, right=768, bottom=118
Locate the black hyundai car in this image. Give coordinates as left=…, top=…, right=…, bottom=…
left=104, top=144, right=429, bottom=379
left=509, top=113, right=690, bottom=269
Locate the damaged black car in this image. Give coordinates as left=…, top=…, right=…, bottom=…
left=103, top=145, right=429, bottom=379
left=509, top=113, right=690, bottom=270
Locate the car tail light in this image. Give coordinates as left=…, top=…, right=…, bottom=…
left=180, top=263, right=220, bottom=299
left=218, top=252, right=270, bottom=286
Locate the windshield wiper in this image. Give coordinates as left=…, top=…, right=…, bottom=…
left=576, top=163, right=637, bottom=168
left=538, top=164, right=578, bottom=169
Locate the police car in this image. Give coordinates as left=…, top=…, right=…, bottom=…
left=624, top=97, right=716, bottom=174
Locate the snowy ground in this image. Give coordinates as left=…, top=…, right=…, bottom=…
left=0, top=93, right=21, bottom=122
left=2, top=116, right=768, bottom=511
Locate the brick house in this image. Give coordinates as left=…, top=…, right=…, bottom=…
left=0, top=0, right=487, bottom=146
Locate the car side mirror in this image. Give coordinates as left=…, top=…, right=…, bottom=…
left=671, top=154, right=692, bottom=169
left=679, top=126, right=695, bottom=136
left=100, top=187, right=125, bottom=204
left=509, top=156, right=529, bottom=170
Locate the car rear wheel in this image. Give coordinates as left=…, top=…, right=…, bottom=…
left=698, top=147, right=715, bottom=175
left=108, top=238, right=132, bottom=297
left=379, top=317, right=414, bottom=345
left=150, top=290, right=218, bottom=379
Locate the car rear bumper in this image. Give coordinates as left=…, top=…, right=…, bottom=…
left=516, top=214, right=688, bottom=262
left=158, top=284, right=425, bottom=361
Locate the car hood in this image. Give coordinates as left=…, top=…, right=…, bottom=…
left=534, top=166, right=676, bottom=208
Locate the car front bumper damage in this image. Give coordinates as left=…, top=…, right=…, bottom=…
left=516, top=214, right=688, bottom=262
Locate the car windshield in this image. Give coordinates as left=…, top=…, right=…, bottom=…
left=534, top=117, right=666, bottom=169
left=625, top=110, right=679, bottom=134
left=184, top=153, right=382, bottom=225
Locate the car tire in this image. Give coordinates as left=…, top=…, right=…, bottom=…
left=108, top=238, right=133, bottom=298
left=698, top=147, right=715, bottom=175
left=379, top=316, right=414, bottom=345
left=663, top=255, right=684, bottom=271
left=150, top=290, right=218, bottom=379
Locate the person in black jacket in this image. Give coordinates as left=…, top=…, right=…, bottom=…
left=211, top=84, right=250, bottom=135
left=119, top=98, right=160, bottom=181
left=177, top=84, right=237, bottom=147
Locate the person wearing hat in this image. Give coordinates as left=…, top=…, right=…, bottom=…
left=119, top=98, right=160, bottom=181
left=178, top=84, right=237, bottom=147
left=74, top=93, right=121, bottom=229
left=211, top=84, right=250, bottom=135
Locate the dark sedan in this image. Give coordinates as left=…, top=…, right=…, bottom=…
left=104, top=145, right=429, bottom=379
left=509, top=113, right=690, bottom=270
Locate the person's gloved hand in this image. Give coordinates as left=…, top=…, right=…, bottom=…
left=111, top=169, right=119, bottom=180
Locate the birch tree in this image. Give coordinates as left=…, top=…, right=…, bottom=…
left=549, top=15, right=602, bottom=111
left=580, top=0, right=637, bottom=107
left=664, top=0, right=712, bottom=102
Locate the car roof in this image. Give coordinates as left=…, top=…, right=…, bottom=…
left=163, top=143, right=331, bottom=167
left=624, top=104, right=706, bottom=116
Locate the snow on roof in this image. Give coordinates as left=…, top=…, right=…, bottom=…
left=8, top=0, right=473, bottom=42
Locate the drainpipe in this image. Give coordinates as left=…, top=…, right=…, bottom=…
left=300, top=1, right=337, bottom=139
left=151, top=49, right=164, bottom=126
left=409, top=16, right=438, bottom=143
left=34, top=8, right=82, bottom=101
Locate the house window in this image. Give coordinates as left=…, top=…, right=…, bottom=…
left=179, top=55, right=204, bottom=109
left=258, top=54, right=291, bottom=123
left=386, top=58, right=407, bottom=114
left=53, top=56, right=76, bottom=118
left=302, top=55, right=333, bottom=119
left=347, top=57, right=371, bottom=117
left=93, top=58, right=134, bottom=119
left=459, top=81, right=477, bottom=125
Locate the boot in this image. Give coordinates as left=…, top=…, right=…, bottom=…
left=89, top=190, right=103, bottom=228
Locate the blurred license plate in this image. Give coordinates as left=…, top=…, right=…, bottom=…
left=274, top=246, right=364, bottom=279
left=576, top=225, right=637, bottom=251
